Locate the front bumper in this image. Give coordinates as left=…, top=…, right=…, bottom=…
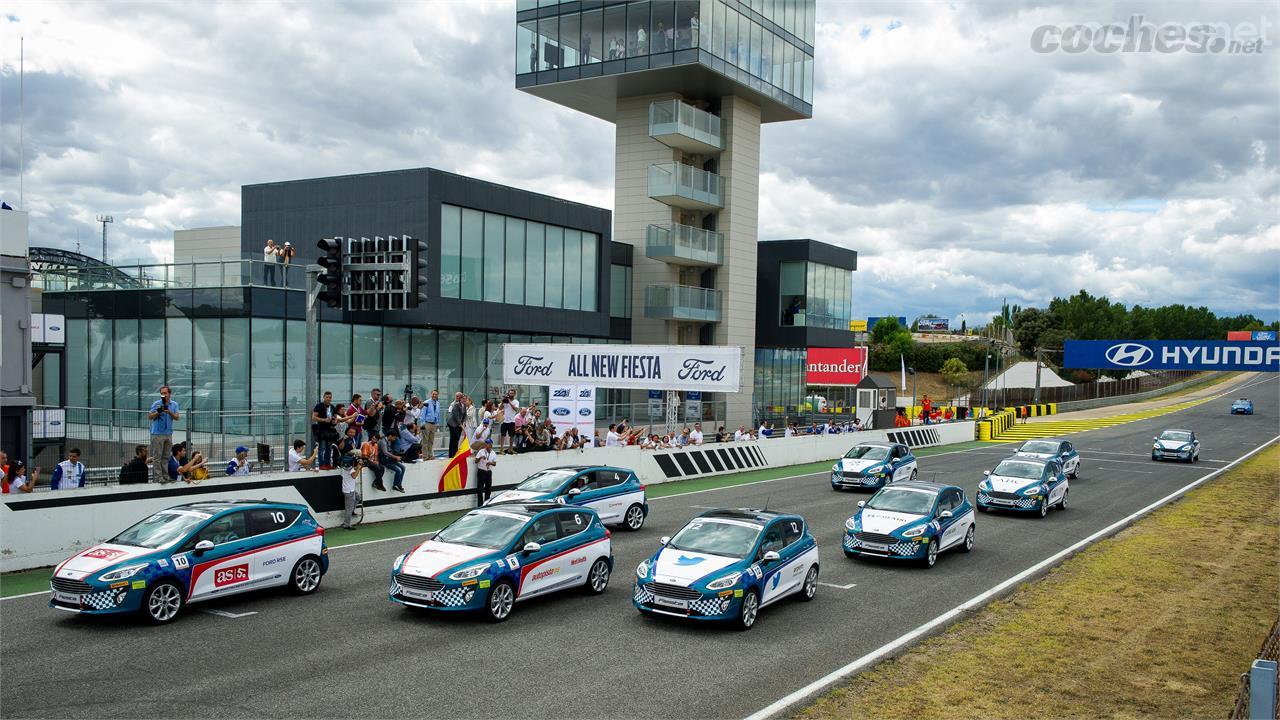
left=632, top=581, right=738, bottom=620
left=48, top=582, right=146, bottom=615
left=1231, top=408, right=1252, bottom=415
left=388, top=573, right=488, bottom=612
left=1151, top=449, right=1192, bottom=461
left=842, top=532, right=926, bottom=559
left=830, top=471, right=888, bottom=490
left=976, top=491, right=1044, bottom=512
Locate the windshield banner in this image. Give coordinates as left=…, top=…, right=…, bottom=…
left=504, top=344, right=743, bottom=392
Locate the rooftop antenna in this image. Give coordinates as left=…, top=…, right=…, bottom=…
left=762, top=493, right=773, bottom=513
left=97, top=215, right=113, bottom=263
left=19, top=36, right=24, bottom=209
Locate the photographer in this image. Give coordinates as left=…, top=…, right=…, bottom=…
left=311, top=391, right=340, bottom=469
left=280, top=241, right=297, bottom=269
left=362, top=388, right=383, bottom=440
left=147, top=385, right=181, bottom=484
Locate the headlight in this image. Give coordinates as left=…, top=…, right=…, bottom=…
left=636, top=560, right=650, bottom=579
left=901, top=525, right=927, bottom=538
left=1153, top=443, right=1161, bottom=450
left=844, top=517, right=859, bottom=531
left=832, top=464, right=840, bottom=473
left=1022, top=485, right=1045, bottom=496
left=393, top=554, right=406, bottom=572
left=98, top=563, right=149, bottom=582
left=979, top=481, right=992, bottom=491
left=706, top=572, right=742, bottom=590
left=448, top=564, right=489, bottom=581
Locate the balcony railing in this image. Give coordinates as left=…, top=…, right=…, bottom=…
left=644, top=283, right=722, bottom=322
left=645, top=223, right=724, bottom=267
left=648, top=163, right=724, bottom=210
left=649, top=100, right=723, bottom=153
left=34, top=257, right=308, bottom=293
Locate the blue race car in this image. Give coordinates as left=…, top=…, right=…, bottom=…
left=50, top=501, right=329, bottom=624
left=830, top=442, right=918, bottom=491
left=976, top=456, right=1069, bottom=517
left=843, top=482, right=975, bottom=568
left=390, top=502, right=613, bottom=622
left=1152, top=429, right=1200, bottom=463
left=1231, top=398, right=1254, bottom=415
left=633, top=509, right=819, bottom=631
left=1014, top=438, right=1081, bottom=479
left=486, top=465, right=649, bottom=530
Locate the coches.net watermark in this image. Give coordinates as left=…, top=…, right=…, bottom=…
left=1031, top=15, right=1269, bottom=54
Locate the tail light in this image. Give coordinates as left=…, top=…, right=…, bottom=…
left=316, top=525, right=325, bottom=537
left=605, top=528, right=612, bottom=539
left=639, top=485, right=646, bottom=491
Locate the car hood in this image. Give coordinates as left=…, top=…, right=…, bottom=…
left=649, top=547, right=741, bottom=586
left=1015, top=451, right=1055, bottom=460
left=1232, top=402, right=1250, bottom=407
left=485, top=489, right=550, bottom=505
left=857, top=508, right=928, bottom=535
left=400, top=540, right=498, bottom=579
left=835, top=458, right=886, bottom=473
left=984, top=474, right=1041, bottom=493
left=55, top=543, right=157, bottom=581
left=1155, top=439, right=1192, bottom=450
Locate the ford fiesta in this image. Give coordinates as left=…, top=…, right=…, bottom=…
left=1014, top=438, right=1080, bottom=479
left=843, top=482, right=975, bottom=568
left=485, top=465, right=648, bottom=531
left=633, top=509, right=819, bottom=631
left=830, top=442, right=917, bottom=491
left=1152, top=429, right=1200, bottom=463
left=976, top=456, right=1068, bottom=517
left=389, top=503, right=613, bottom=622
left=49, top=501, right=328, bottom=624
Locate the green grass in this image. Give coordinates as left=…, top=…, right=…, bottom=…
left=1, top=438, right=991, bottom=598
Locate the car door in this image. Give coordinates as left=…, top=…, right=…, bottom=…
left=898, top=446, right=918, bottom=481
left=183, top=511, right=270, bottom=602
left=1058, top=442, right=1078, bottom=475
left=515, top=511, right=585, bottom=599
left=757, top=521, right=793, bottom=606
left=574, top=470, right=627, bottom=523
left=244, top=508, right=310, bottom=589
left=1044, top=462, right=1066, bottom=504
left=937, top=490, right=966, bottom=549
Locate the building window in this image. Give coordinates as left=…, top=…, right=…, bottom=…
left=610, top=264, right=632, bottom=318
left=779, top=260, right=805, bottom=326
left=441, top=204, right=461, bottom=299
left=780, top=260, right=852, bottom=329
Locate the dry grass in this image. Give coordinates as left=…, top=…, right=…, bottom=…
left=799, top=444, right=1280, bottom=720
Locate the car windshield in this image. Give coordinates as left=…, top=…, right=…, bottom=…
left=1019, top=441, right=1059, bottom=454
left=111, top=510, right=211, bottom=549
left=667, top=518, right=762, bottom=559
left=992, top=460, right=1044, bottom=480
left=435, top=510, right=529, bottom=549
left=844, top=445, right=890, bottom=461
left=517, top=469, right=577, bottom=493
left=1160, top=431, right=1193, bottom=443
left=866, top=487, right=937, bottom=515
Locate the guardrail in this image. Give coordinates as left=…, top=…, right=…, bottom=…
left=1230, top=619, right=1280, bottom=720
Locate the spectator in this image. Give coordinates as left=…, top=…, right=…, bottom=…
left=51, top=448, right=86, bottom=490
left=360, top=435, right=386, bottom=491
left=406, top=395, right=424, bottom=426
left=605, top=423, right=623, bottom=447
left=166, top=444, right=194, bottom=484
left=362, top=388, right=384, bottom=439
left=894, top=410, right=911, bottom=428
left=921, top=394, right=932, bottom=424
left=758, top=422, right=772, bottom=438
left=592, top=430, right=605, bottom=448
left=852, top=416, right=864, bottom=432
left=825, top=420, right=838, bottom=435
left=532, top=421, right=553, bottom=452
left=5, top=460, right=36, bottom=493
left=396, top=422, right=423, bottom=463
left=640, top=434, right=657, bottom=450
left=119, top=445, right=150, bottom=485
left=263, top=238, right=280, bottom=285
left=879, top=395, right=888, bottom=410
left=187, top=451, right=210, bottom=482
left=734, top=426, right=748, bottom=442
left=944, top=407, right=954, bottom=422
left=421, top=390, right=442, bottom=457
left=474, top=438, right=497, bottom=506
left=225, top=445, right=252, bottom=476
left=716, top=426, right=729, bottom=443
left=345, top=393, right=365, bottom=441
left=378, top=432, right=406, bottom=493
left=617, top=418, right=630, bottom=436
left=311, top=391, right=341, bottom=469
left=280, top=240, right=297, bottom=268
left=446, top=391, right=466, bottom=457
left=336, top=425, right=361, bottom=468
left=462, top=395, right=479, bottom=442
left=473, top=417, right=493, bottom=446
left=689, top=423, right=704, bottom=445
left=382, top=397, right=403, bottom=438
left=784, top=423, right=796, bottom=438
left=674, top=428, right=690, bottom=448
left=340, top=457, right=361, bottom=531
left=288, top=439, right=318, bottom=472
left=499, top=389, right=520, bottom=455
left=147, top=385, right=180, bottom=484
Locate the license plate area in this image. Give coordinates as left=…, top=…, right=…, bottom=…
left=651, top=595, right=690, bottom=610
left=861, top=542, right=889, bottom=552
left=52, top=591, right=82, bottom=605
left=401, top=587, right=436, bottom=601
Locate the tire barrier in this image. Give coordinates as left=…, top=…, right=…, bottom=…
left=975, top=410, right=1016, bottom=441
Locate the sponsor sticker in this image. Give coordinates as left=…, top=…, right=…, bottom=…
left=214, top=564, right=250, bottom=588
left=83, top=547, right=127, bottom=561
left=131, top=580, right=146, bottom=590
left=109, top=581, right=128, bottom=589
left=478, top=579, right=491, bottom=589
left=157, top=559, right=169, bottom=568
left=504, top=555, right=520, bottom=569
left=173, top=554, right=190, bottom=570
left=733, top=589, right=744, bottom=598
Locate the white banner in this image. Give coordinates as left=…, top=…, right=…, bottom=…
left=575, top=386, right=596, bottom=438
left=548, top=385, right=576, bottom=428
left=504, top=344, right=742, bottom=392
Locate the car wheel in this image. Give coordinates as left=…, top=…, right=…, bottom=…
left=960, top=524, right=975, bottom=553
left=736, top=589, right=760, bottom=631
left=798, top=566, right=818, bottom=602
left=1038, top=497, right=1050, bottom=518
left=922, top=539, right=938, bottom=568
left=623, top=504, right=646, bottom=531
left=288, top=555, right=324, bottom=595
left=583, top=558, right=610, bottom=595
left=484, top=581, right=515, bottom=623
left=1058, top=490, right=1068, bottom=511
left=142, top=580, right=184, bottom=625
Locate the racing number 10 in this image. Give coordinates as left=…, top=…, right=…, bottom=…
left=270, top=511, right=286, bottom=524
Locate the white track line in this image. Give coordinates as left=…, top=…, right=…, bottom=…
left=1094, top=467, right=1153, bottom=474
left=199, top=609, right=258, bottom=619
left=742, top=434, right=1279, bottom=720
left=816, top=581, right=857, bottom=590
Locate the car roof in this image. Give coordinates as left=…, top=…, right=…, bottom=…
left=1000, top=455, right=1052, bottom=465
left=479, top=501, right=584, bottom=517
left=853, top=441, right=897, bottom=448
left=1161, top=428, right=1194, bottom=434
left=1020, top=438, right=1063, bottom=444
left=699, top=508, right=795, bottom=524
left=171, top=500, right=300, bottom=514
left=881, top=481, right=949, bottom=494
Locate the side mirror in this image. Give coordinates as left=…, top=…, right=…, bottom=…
left=762, top=550, right=781, bottom=563
left=659, top=536, right=670, bottom=546
left=857, top=500, right=866, bottom=508
left=1153, top=437, right=1159, bottom=441
left=193, top=540, right=215, bottom=555
left=567, top=487, right=581, bottom=496
left=522, top=542, right=541, bottom=554
left=939, top=510, right=953, bottom=519
left=983, top=470, right=991, bottom=476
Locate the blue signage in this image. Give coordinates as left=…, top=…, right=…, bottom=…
left=1254, top=331, right=1278, bottom=342
left=1064, top=340, right=1280, bottom=371
left=867, top=316, right=909, bottom=330
left=686, top=391, right=702, bottom=401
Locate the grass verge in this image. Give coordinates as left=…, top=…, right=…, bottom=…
left=798, top=443, right=1280, bottom=720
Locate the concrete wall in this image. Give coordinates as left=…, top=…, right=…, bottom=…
left=0, top=422, right=975, bottom=572
left=716, top=96, right=761, bottom=425
left=173, top=226, right=242, bottom=262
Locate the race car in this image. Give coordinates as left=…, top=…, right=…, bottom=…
left=1152, top=429, right=1200, bottom=462
left=1013, top=438, right=1080, bottom=478
left=389, top=502, right=612, bottom=622
left=633, top=509, right=819, bottom=631
left=976, top=456, right=1068, bottom=518
left=843, top=482, right=975, bottom=568
left=1231, top=398, right=1255, bottom=415
left=49, top=501, right=328, bottom=624
left=830, top=442, right=917, bottom=491
left=486, top=465, right=648, bottom=531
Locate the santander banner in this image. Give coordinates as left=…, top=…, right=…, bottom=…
left=806, top=347, right=869, bottom=386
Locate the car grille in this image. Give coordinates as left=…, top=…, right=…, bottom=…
left=841, top=470, right=866, bottom=479
left=395, top=573, right=444, bottom=592
left=854, top=531, right=897, bottom=545
left=647, top=582, right=702, bottom=601
left=983, top=491, right=1023, bottom=501
left=51, top=577, right=94, bottom=594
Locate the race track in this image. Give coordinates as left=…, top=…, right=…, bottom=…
left=3, top=374, right=1276, bottom=720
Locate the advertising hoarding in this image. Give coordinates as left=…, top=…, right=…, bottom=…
left=805, top=347, right=869, bottom=386
left=503, top=344, right=742, bottom=392
left=1064, top=340, right=1280, bottom=371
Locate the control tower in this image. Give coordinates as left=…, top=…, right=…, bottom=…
left=517, top=0, right=816, bottom=423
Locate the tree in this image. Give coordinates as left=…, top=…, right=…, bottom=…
left=960, top=319, right=967, bottom=335
left=871, top=317, right=908, bottom=345
left=1012, top=307, right=1060, bottom=358
left=940, top=357, right=969, bottom=387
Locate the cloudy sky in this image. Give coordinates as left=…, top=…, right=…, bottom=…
left=1, top=0, right=1276, bottom=325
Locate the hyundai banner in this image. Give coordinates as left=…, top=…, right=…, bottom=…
left=504, top=344, right=742, bottom=392
left=1064, top=340, right=1280, bottom=372
left=806, top=347, right=869, bottom=386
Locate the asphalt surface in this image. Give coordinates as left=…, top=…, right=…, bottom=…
left=2, top=374, right=1276, bottom=720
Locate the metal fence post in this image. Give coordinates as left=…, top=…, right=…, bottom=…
left=1249, top=659, right=1277, bottom=720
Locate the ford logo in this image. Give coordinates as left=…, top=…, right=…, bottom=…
left=1105, top=342, right=1154, bottom=367
left=578, top=408, right=591, bottom=416
left=553, top=407, right=570, bottom=416
left=50, top=420, right=62, bottom=426
left=49, top=325, right=61, bottom=332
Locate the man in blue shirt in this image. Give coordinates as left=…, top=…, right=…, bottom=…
left=167, top=443, right=194, bottom=484
left=226, top=445, right=252, bottom=476
left=420, top=389, right=441, bottom=459
left=50, top=448, right=85, bottom=491
left=147, top=385, right=181, bottom=483
left=395, top=423, right=423, bottom=463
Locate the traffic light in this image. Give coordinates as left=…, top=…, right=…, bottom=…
left=316, top=238, right=343, bottom=309
left=409, top=236, right=428, bottom=307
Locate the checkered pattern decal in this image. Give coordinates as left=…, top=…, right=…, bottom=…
left=391, top=578, right=472, bottom=606
left=690, top=596, right=729, bottom=615
left=844, top=533, right=918, bottom=556
left=634, top=585, right=654, bottom=604
left=81, top=590, right=120, bottom=610
left=978, top=492, right=1036, bottom=509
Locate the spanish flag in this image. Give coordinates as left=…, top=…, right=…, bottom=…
left=438, top=435, right=471, bottom=492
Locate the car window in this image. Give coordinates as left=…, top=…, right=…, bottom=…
left=894, top=446, right=907, bottom=459
left=947, top=489, right=964, bottom=510
left=246, top=508, right=300, bottom=536
left=781, top=519, right=803, bottom=547
left=594, top=470, right=627, bottom=489
left=1062, top=442, right=1073, bottom=453
left=193, top=511, right=248, bottom=547
left=759, top=523, right=786, bottom=556
left=521, top=515, right=559, bottom=546
left=572, top=472, right=597, bottom=491
left=556, top=510, right=590, bottom=538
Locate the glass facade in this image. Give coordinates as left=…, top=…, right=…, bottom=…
left=755, top=347, right=857, bottom=421
left=517, top=0, right=816, bottom=109
left=439, top=204, right=599, bottom=311
left=779, top=260, right=851, bottom=330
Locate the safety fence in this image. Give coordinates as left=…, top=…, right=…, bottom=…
left=1230, top=618, right=1280, bottom=720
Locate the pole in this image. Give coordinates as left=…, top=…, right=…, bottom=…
left=19, top=36, right=24, bottom=209
left=1033, top=347, right=1043, bottom=404
left=305, top=265, right=321, bottom=445
left=982, top=352, right=990, bottom=409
